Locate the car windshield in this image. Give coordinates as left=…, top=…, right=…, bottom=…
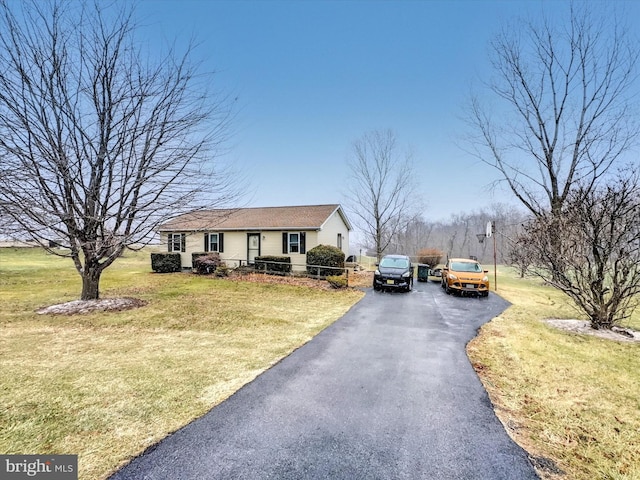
left=451, top=261, right=482, bottom=273
left=380, top=257, right=410, bottom=269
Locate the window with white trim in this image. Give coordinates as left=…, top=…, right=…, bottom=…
left=209, top=233, right=219, bottom=252
left=288, top=233, right=300, bottom=253
left=204, top=232, right=224, bottom=253
left=282, top=231, right=305, bottom=254
left=168, top=233, right=185, bottom=252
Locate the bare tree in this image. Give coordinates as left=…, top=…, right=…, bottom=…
left=520, top=170, right=640, bottom=330
left=467, top=2, right=639, bottom=218
left=507, top=235, right=533, bottom=278
left=418, top=204, right=525, bottom=265
left=393, top=216, right=434, bottom=258
left=0, top=1, right=239, bottom=300
left=343, top=130, right=421, bottom=261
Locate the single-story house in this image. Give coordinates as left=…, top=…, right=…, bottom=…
left=157, top=204, right=352, bottom=271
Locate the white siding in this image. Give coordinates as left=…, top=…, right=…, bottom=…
left=159, top=209, right=350, bottom=271
left=216, top=232, right=248, bottom=268
left=258, top=231, right=285, bottom=257
left=221, top=231, right=315, bottom=270
left=158, top=231, right=203, bottom=269
left=317, top=210, right=350, bottom=257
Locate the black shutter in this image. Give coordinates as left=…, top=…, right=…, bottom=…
left=204, top=233, right=209, bottom=252
left=219, top=233, right=224, bottom=253
left=282, top=232, right=288, bottom=254
left=181, top=234, right=186, bottom=252
left=167, top=234, right=172, bottom=252
left=300, top=232, right=306, bottom=254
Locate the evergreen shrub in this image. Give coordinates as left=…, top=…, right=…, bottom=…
left=255, top=256, right=292, bottom=274
left=306, top=244, right=345, bottom=277
left=151, top=253, right=181, bottom=273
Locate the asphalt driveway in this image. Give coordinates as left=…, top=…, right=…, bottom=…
left=110, top=282, right=538, bottom=479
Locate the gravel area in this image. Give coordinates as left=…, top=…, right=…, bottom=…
left=36, top=297, right=147, bottom=315
left=545, top=319, right=640, bottom=343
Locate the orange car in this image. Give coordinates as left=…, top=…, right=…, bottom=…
left=441, top=258, right=489, bottom=297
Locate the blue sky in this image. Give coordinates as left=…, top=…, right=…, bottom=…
left=136, top=0, right=639, bottom=222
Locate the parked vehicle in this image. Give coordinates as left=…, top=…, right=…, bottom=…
left=345, top=254, right=363, bottom=271
left=373, top=254, right=414, bottom=292
left=428, top=264, right=444, bottom=282
left=441, top=258, right=489, bottom=297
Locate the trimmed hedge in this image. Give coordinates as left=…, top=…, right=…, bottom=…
left=306, top=244, right=345, bottom=277
left=255, top=256, right=292, bottom=274
left=151, top=253, right=181, bottom=273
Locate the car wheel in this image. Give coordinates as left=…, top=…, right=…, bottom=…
left=406, top=279, right=413, bottom=292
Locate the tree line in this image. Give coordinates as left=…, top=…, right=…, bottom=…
left=362, top=204, right=527, bottom=267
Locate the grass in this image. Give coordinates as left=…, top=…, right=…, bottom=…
left=4, top=250, right=639, bottom=479
left=468, top=266, right=640, bottom=480
left=0, top=247, right=364, bottom=479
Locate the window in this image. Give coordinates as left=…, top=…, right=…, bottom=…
left=451, top=261, right=482, bottom=273
left=380, top=257, right=410, bottom=269
left=337, top=233, right=343, bottom=249
left=209, top=233, right=219, bottom=251
left=168, top=233, right=185, bottom=252
left=204, top=232, right=224, bottom=253
left=282, top=232, right=306, bottom=254
left=289, top=233, right=299, bottom=253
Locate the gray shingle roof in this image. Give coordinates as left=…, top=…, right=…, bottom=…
left=158, top=204, right=350, bottom=232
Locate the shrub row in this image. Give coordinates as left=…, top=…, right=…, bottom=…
left=255, top=256, right=292, bottom=274
left=151, top=244, right=346, bottom=278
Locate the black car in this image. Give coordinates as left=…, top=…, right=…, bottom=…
left=373, top=254, right=414, bottom=292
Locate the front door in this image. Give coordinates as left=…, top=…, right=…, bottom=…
left=247, top=233, right=260, bottom=265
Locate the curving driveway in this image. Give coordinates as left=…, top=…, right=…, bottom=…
left=110, top=281, right=538, bottom=479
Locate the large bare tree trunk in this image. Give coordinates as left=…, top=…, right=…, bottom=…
left=81, top=265, right=103, bottom=301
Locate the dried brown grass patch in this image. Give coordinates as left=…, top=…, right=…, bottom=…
left=0, top=248, right=365, bottom=479
left=469, top=268, right=640, bottom=480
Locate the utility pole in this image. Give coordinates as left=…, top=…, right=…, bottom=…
left=492, top=221, right=497, bottom=292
